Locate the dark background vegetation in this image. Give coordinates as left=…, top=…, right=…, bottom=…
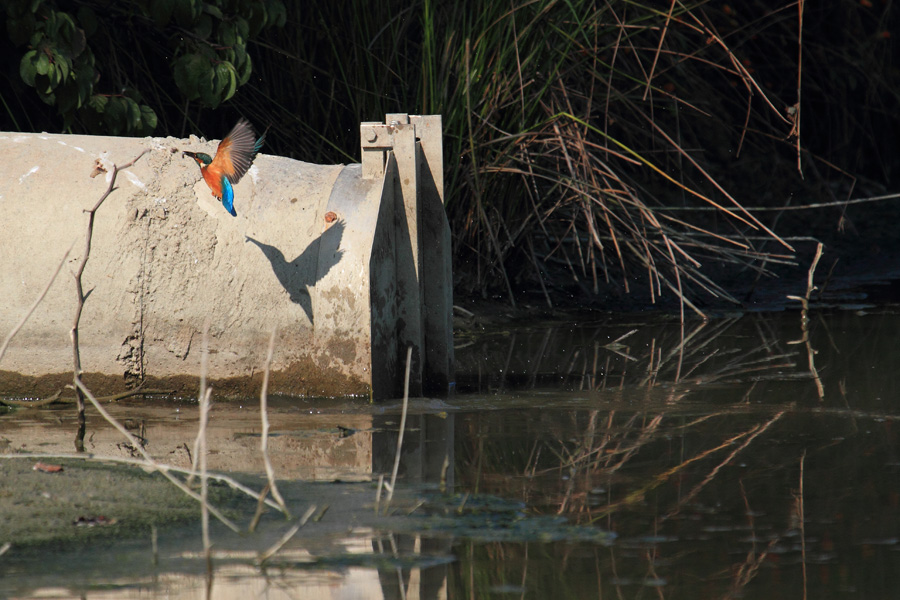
left=3, top=0, right=899, bottom=312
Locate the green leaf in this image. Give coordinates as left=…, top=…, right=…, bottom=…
left=55, top=52, right=70, bottom=81
left=235, top=16, right=249, bottom=40
left=104, top=96, right=126, bottom=134
left=35, top=51, right=50, bottom=75
left=124, top=96, right=142, bottom=131
left=172, top=53, right=207, bottom=101
left=203, top=3, right=223, bottom=19
left=234, top=45, right=251, bottom=85
left=140, top=104, right=158, bottom=131
left=47, top=64, right=61, bottom=88
left=216, top=61, right=237, bottom=103
left=87, top=94, right=108, bottom=112
left=196, top=60, right=218, bottom=107
left=19, top=50, right=38, bottom=86
left=219, top=21, right=236, bottom=46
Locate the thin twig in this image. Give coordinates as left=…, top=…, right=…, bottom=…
left=0, top=243, right=73, bottom=365
left=799, top=449, right=807, bottom=600
left=71, top=149, right=150, bottom=452
left=385, top=346, right=412, bottom=510
left=257, top=505, right=317, bottom=564
left=187, top=326, right=210, bottom=485
left=260, top=329, right=289, bottom=516
left=199, top=384, right=211, bottom=564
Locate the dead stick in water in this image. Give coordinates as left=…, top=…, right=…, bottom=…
left=786, top=241, right=823, bottom=318
left=71, top=149, right=149, bottom=452
left=187, top=326, right=210, bottom=486
left=199, top=383, right=212, bottom=566
left=257, top=505, right=317, bottom=564
left=260, top=329, right=289, bottom=517
left=799, top=450, right=807, bottom=600
left=385, top=346, right=412, bottom=510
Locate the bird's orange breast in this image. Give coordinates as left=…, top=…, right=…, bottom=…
left=200, top=167, right=225, bottom=199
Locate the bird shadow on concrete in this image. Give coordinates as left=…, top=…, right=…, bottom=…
left=245, top=220, right=345, bottom=324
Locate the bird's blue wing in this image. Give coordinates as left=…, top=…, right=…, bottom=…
left=221, top=178, right=237, bottom=217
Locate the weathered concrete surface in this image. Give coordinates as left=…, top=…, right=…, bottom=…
left=0, top=130, right=392, bottom=397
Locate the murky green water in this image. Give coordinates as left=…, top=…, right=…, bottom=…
left=2, top=309, right=899, bottom=598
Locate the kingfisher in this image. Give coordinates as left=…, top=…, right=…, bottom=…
left=182, top=119, right=265, bottom=217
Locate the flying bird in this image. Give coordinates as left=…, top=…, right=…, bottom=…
left=182, top=119, right=265, bottom=216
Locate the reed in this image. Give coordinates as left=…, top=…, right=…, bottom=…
left=243, top=0, right=820, bottom=309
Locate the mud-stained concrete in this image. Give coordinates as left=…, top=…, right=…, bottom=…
left=0, top=130, right=384, bottom=395
left=1, top=355, right=371, bottom=401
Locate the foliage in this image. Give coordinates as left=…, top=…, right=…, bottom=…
left=2, top=0, right=285, bottom=135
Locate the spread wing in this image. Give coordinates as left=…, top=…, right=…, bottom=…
left=210, top=118, right=260, bottom=185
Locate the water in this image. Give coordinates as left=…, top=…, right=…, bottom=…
left=2, top=309, right=899, bottom=598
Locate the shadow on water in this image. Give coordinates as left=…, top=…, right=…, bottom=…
left=2, top=308, right=900, bottom=598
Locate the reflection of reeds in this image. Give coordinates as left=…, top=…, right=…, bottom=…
left=453, top=311, right=854, bottom=597
left=259, top=329, right=289, bottom=517
left=455, top=314, right=819, bottom=529
left=379, top=346, right=413, bottom=514
left=457, top=314, right=799, bottom=394
left=72, top=376, right=240, bottom=532
left=197, top=328, right=212, bottom=568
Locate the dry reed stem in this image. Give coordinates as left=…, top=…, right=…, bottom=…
left=385, top=346, right=412, bottom=510
left=151, top=525, right=158, bottom=566
left=257, top=504, right=317, bottom=564
left=794, top=0, right=805, bottom=177
left=662, top=410, right=785, bottom=520
left=249, top=483, right=271, bottom=533
left=374, top=474, right=385, bottom=515
left=799, top=449, right=807, bottom=600
left=199, top=384, right=211, bottom=564
left=642, top=0, right=677, bottom=101
left=187, top=326, right=210, bottom=486
left=260, top=329, right=289, bottom=517
left=0, top=243, right=73, bottom=366
left=72, top=377, right=240, bottom=532
left=787, top=243, right=824, bottom=401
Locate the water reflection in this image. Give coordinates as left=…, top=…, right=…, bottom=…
left=2, top=310, right=899, bottom=598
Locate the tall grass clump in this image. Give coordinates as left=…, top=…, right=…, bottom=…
left=245, top=1, right=823, bottom=312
